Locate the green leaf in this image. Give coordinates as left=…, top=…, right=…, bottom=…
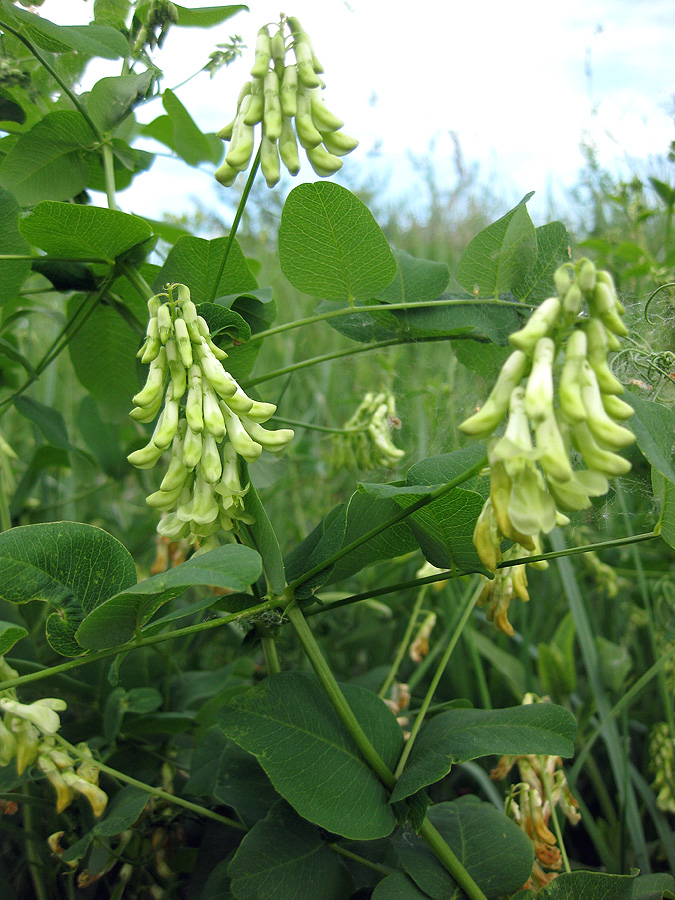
left=393, top=797, right=533, bottom=900
left=279, top=182, right=397, bottom=302
left=76, top=544, right=262, bottom=649
left=0, top=621, right=27, bottom=655
left=390, top=702, right=576, bottom=802
left=76, top=396, right=127, bottom=478
left=0, top=111, right=94, bottom=206
left=378, top=250, right=450, bottom=304
left=93, top=0, right=131, bottom=29
left=20, top=202, right=152, bottom=264
left=242, top=463, right=286, bottom=595
left=228, top=800, right=348, bottom=900
left=218, top=671, right=404, bottom=840
left=372, top=873, right=432, bottom=900
left=0, top=186, right=30, bottom=303
left=456, top=194, right=537, bottom=299
left=14, top=395, right=92, bottom=462
left=537, top=870, right=639, bottom=899
left=173, top=4, right=247, bottom=27
left=87, top=139, right=155, bottom=194
left=325, top=295, right=522, bottom=347
left=469, top=629, right=526, bottom=701
left=0, top=522, right=136, bottom=656
left=362, top=481, right=488, bottom=575
left=186, top=726, right=279, bottom=827
left=511, top=221, right=571, bottom=302
left=61, top=784, right=149, bottom=863
left=141, top=88, right=221, bottom=165
left=623, top=392, right=675, bottom=484
left=153, top=235, right=257, bottom=303
left=67, top=298, right=140, bottom=423
left=285, top=490, right=419, bottom=599
left=87, top=71, right=155, bottom=133
left=631, top=873, right=675, bottom=899
left=537, top=611, right=577, bottom=699
left=0, top=2, right=129, bottom=58
left=654, top=469, right=675, bottom=549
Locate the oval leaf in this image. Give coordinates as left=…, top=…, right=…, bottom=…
left=76, top=544, right=262, bottom=649
left=217, top=671, right=404, bottom=840
left=279, top=182, right=397, bottom=303
left=0, top=522, right=136, bottom=656
left=391, top=703, right=577, bottom=802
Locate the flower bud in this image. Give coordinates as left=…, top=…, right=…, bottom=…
left=309, top=88, right=344, bottom=132
left=152, top=389, right=179, bottom=450
left=508, top=298, right=561, bottom=352
left=507, top=462, right=556, bottom=537
left=584, top=318, right=623, bottom=395
left=246, top=400, right=277, bottom=423
left=186, top=365, right=204, bottom=433
left=0, top=697, right=66, bottom=735
left=243, top=77, right=264, bottom=125
left=127, top=439, right=164, bottom=470
left=157, top=303, right=173, bottom=344
left=165, top=339, right=187, bottom=401
left=200, top=433, right=223, bottom=483
left=602, top=393, right=634, bottom=420
left=240, top=417, right=294, bottom=452
left=263, top=71, right=283, bottom=141
left=306, top=144, right=343, bottom=177
left=133, top=347, right=167, bottom=408
left=473, top=499, right=502, bottom=572
left=577, top=258, right=597, bottom=293
left=459, top=350, right=529, bottom=437
left=295, top=88, right=323, bottom=148
left=157, top=511, right=191, bottom=541
left=279, top=116, right=301, bottom=175
left=37, top=755, right=73, bottom=813
left=524, top=338, right=555, bottom=424
left=62, top=770, right=108, bottom=817
left=280, top=64, right=298, bottom=117
left=558, top=328, right=588, bottom=425
left=261, top=130, right=281, bottom=188
left=578, top=362, right=635, bottom=449
left=183, top=425, right=203, bottom=470
left=321, top=129, right=359, bottom=157
left=173, top=316, right=193, bottom=369
left=589, top=282, right=628, bottom=337
left=146, top=483, right=184, bottom=509
left=571, top=421, right=632, bottom=477
left=140, top=316, right=161, bottom=363
left=535, top=411, right=573, bottom=483
left=221, top=404, right=262, bottom=462
left=0, top=718, right=16, bottom=766
left=222, top=382, right=254, bottom=415
left=197, top=343, right=238, bottom=399
left=202, top=380, right=226, bottom=439
left=250, top=26, right=272, bottom=79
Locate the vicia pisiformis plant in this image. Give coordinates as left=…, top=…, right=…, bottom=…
left=460, top=258, right=635, bottom=576
left=215, top=14, right=358, bottom=186
left=128, top=283, right=294, bottom=550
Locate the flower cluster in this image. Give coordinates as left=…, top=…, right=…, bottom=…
left=491, top=694, right=580, bottom=890
left=460, top=259, right=635, bottom=572
left=477, top=544, right=548, bottom=637
left=128, top=284, right=294, bottom=550
left=0, top=658, right=107, bottom=817
left=216, top=15, right=358, bottom=187
left=649, top=722, right=675, bottom=814
left=330, top=390, right=404, bottom=471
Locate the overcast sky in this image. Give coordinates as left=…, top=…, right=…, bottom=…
left=40, top=0, right=675, bottom=225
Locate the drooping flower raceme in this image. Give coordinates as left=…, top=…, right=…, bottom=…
left=215, top=15, right=358, bottom=187
left=330, top=390, right=405, bottom=472
left=460, top=259, right=635, bottom=590
left=0, top=657, right=107, bottom=817
left=128, top=283, right=294, bottom=551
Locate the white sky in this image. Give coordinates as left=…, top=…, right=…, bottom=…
left=40, top=0, right=675, bottom=224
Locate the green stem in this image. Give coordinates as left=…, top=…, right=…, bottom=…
left=289, top=455, right=488, bottom=592
left=261, top=634, right=281, bottom=675
left=306, top=569, right=455, bottom=616
left=209, top=144, right=262, bottom=303
left=540, top=759, right=571, bottom=874
left=0, top=17, right=102, bottom=141
left=394, top=578, right=484, bottom=779
left=56, top=736, right=245, bottom=831
left=329, top=843, right=393, bottom=876
left=616, top=486, right=675, bottom=747
left=22, top=788, right=49, bottom=900
left=286, top=602, right=395, bottom=788
left=249, top=298, right=535, bottom=345
left=244, top=334, right=481, bottom=388
left=0, top=275, right=114, bottom=417
left=270, top=414, right=362, bottom=435
left=286, top=602, right=488, bottom=900
left=102, top=142, right=118, bottom=211
left=0, top=255, right=107, bottom=263
left=378, top=585, right=428, bottom=699
left=501, top=530, right=658, bottom=569
left=0, top=597, right=280, bottom=693
left=119, top=261, right=155, bottom=303
left=417, top=818, right=489, bottom=900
